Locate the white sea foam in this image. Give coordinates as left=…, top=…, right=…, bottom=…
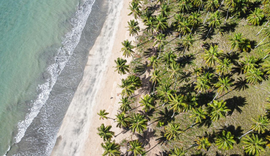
left=14, top=0, right=96, bottom=147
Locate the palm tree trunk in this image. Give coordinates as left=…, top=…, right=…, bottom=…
left=225, top=8, right=229, bottom=23
left=255, top=37, right=267, bottom=48
left=171, top=111, right=175, bottom=118
left=205, top=27, right=212, bottom=39
left=211, top=92, right=219, bottom=102
left=256, top=20, right=269, bottom=36
left=238, top=129, right=253, bottom=139
left=218, top=0, right=224, bottom=11
left=263, top=53, right=269, bottom=60
left=203, top=11, right=209, bottom=24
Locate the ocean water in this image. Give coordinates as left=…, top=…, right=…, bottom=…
left=0, top=0, right=107, bottom=155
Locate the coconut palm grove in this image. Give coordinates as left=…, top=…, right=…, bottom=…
left=97, top=0, right=270, bottom=155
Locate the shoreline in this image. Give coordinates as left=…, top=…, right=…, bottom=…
left=50, top=0, right=132, bottom=155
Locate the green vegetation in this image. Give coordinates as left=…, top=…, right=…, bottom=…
left=98, top=0, right=270, bottom=155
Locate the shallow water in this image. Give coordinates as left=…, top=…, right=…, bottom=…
left=0, top=0, right=107, bottom=155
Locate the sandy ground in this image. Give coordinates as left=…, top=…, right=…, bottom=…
left=51, top=0, right=134, bottom=155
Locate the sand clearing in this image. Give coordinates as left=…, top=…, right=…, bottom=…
left=51, top=0, right=133, bottom=155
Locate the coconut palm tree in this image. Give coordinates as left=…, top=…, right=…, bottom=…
left=213, top=76, right=233, bottom=101
left=195, top=137, right=212, bottom=150
left=239, top=115, right=270, bottom=139
left=229, top=33, right=251, bottom=52
left=128, top=20, right=140, bottom=36
left=154, top=33, right=166, bottom=51
left=168, top=93, right=188, bottom=114
left=240, top=56, right=258, bottom=74
left=206, top=11, right=221, bottom=38
left=224, top=0, right=238, bottom=22
left=188, top=12, right=202, bottom=32
left=216, top=130, right=236, bottom=150
left=150, top=70, right=161, bottom=91
left=262, top=60, right=270, bottom=75
left=164, top=123, right=183, bottom=141
left=97, top=124, right=115, bottom=141
left=190, top=107, right=208, bottom=125
left=119, top=97, right=132, bottom=113
left=127, top=75, right=142, bottom=89
left=247, top=8, right=264, bottom=26
left=140, top=94, right=155, bottom=113
left=245, top=68, right=264, bottom=84
left=242, top=134, right=267, bottom=156
left=145, top=16, right=156, bottom=35
left=98, top=109, right=109, bottom=120
left=178, top=0, right=192, bottom=13
left=148, top=55, right=159, bottom=69
left=207, top=100, right=230, bottom=121
left=114, top=58, right=129, bottom=75
left=101, top=140, right=121, bottom=156
left=129, top=113, right=148, bottom=134
left=128, top=1, right=141, bottom=19
left=121, top=40, right=134, bottom=58
left=195, top=72, right=213, bottom=93
left=169, top=146, right=186, bottom=156
left=205, top=0, right=220, bottom=12
left=154, top=14, right=168, bottom=32
left=162, top=51, right=177, bottom=66
left=174, top=18, right=191, bottom=38
left=119, top=78, right=136, bottom=97
left=115, top=112, right=129, bottom=129
left=128, top=140, right=145, bottom=156
left=161, top=3, right=170, bottom=17
left=182, top=34, right=195, bottom=53
left=203, top=45, right=222, bottom=67
left=216, top=58, right=232, bottom=75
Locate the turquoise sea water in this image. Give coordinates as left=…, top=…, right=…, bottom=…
left=0, top=0, right=100, bottom=155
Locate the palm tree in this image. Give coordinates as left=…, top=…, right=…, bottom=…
left=119, top=97, right=132, bottom=113
left=168, top=93, right=188, bottom=114
left=240, top=56, right=258, bottom=74
left=140, top=94, right=155, bottom=112
left=145, top=16, right=156, bottom=35
left=121, top=40, right=134, bottom=58
left=245, top=68, right=264, bottom=84
left=150, top=70, right=161, bottom=91
left=178, top=0, right=192, bottom=13
left=207, top=100, right=230, bottom=121
left=195, top=72, right=213, bottom=93
left=128, top=1, right=141, bottom=19
left=119, top=78, right=136, bottom=97
left=154, top=33, right=166, bottom=51
left=182, top=34, right=194, bottom=53
left=168, top=61, right=181, bottom=88
left=128, top=20, right=140, bottom=36
left=195, top=137, right=212, bottom=150
left=127, top=75, right=142, bottom=89
left=128, top=140, right=145, bottom=156
left=216, top=130, right=236, bottom=150
left=164, top=123, right=183, bottom=141
left=115, top=112, right=129, bottom=129
left=154, top=14, right=168, bottom=32
left=213, top=76, right=233, bottom=101
left=239, top=115, right=270, bottom=139
left=247, top=8, right=264, bottom=26
left=98, top=109, right=109, bottom=120
left=188, top=12, right=202, bottom=32
left=101, top=140, right=121, bottom=156
left=190, top=107, right=208, bottom=125
left=256, top=25, right=270, bottom=48
left=205, top=0, right=220, bottom=12
left=114, top=58, right=129, bottom=75
left=229, top=33, right=251, bottom=52
left=224, top=0, right=238, bottom=22
left=129, top=113, right=148, bottom=134
left=97, top=124, right=115, bottom=141
left=206, top=11, right=221, bottom=38
left=161, top=3, right=170, bottom=17
left=242, top=134, right=267, bottom=156
left=203, top=45, right=222, bottom=67
left=216, top=58, right=232, bottom=75
left=169, top=146, right=186, bottom=156
left=148, top=55, right=159, bottom=69
left=162, top=51, right=177, bottom=66
left=174, top=18, right=191, bottom=38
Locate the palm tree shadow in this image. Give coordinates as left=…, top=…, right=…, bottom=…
left=198, top=116, right=212, bottom=128
left=221, top=125, right=244, bottom=144
left=139, top=74, right=152, bottom=94
left=155, top=131, right=169, bottom=146
left=225, top=96, right=247, bottom=115
left=155, top=150, right=169, bottom=156
left=197, top=92, right=215, bottom=107
left=225, top=51, right=241, bottom=65
left=250, top=40, right=257, bottom=50
left=177, top=54, right=195, bottom=68
left=191, top=153, right=207, bottom=156
left=199, top=25, right=214, bottom=40
left=135, top=128, right=157, bottom=148
left=143, top=48, right=155, bottom=58
left=220, top=22, right=238, bottom=34
left=233, top=77, right=249, bottom=91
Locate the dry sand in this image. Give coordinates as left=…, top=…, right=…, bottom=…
left=51, top=0, right=134, bottom=155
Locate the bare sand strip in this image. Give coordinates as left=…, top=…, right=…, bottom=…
left=51, top=0, right=133, bottom=155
